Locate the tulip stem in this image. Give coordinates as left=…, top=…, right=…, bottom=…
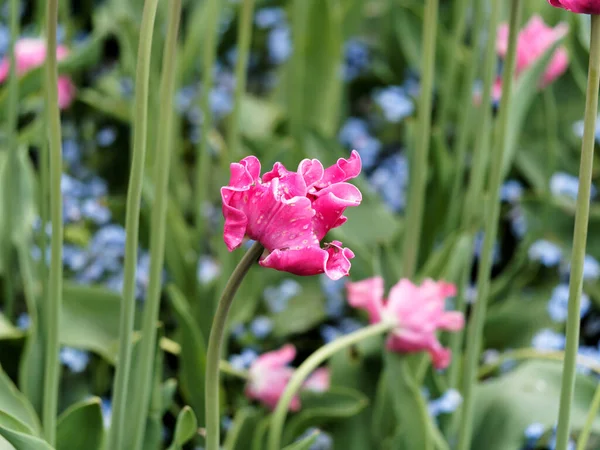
left=205, top=241, right=264, bottom=450
left=42, top=0, right=63, bottom=444
left=227, top=0, right=255, bottom=159
left=107, top=1, right=159, bottom=449
left=401, top=0, right=438, bottom=278
left=576, top=382, right=600, bottom=450
left=128, top=2, right=181, bottom=450
left=267, top=322, right=395, bottom=450
left=456, top=1, right=522, bottom=449
left=555, top=13, right=600, bottom=450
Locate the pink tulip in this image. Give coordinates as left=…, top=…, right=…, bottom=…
left=548, top=0, right=600, bottom=14
left=496, top=15, right=569, bottom=89
left=221, top=152, right=362, bottom=280
left=245, top=345, right=330, bottom=411
left=346, top=277, right=464, bottom=370
left=0, top=38, right=75, bottom=109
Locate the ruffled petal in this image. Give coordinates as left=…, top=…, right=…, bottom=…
left=346, top=276, right=385, bottom=323
left=303, top=367, right=330, bottom=392
left=253, top=344, right=296, bottom=369
left=315, top=151, right=362, bottom=189
left=57, top=76, right=76, bottom=110
left=311, top=183, right=362, bottom=239
left=298, top=158, right=325, bottom=188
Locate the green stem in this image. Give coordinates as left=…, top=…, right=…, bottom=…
left=290, top=0, right=310, bottom=153
left=576, top=383, right=600, bottom=450
left=227, top=0, right=255, bottom=159
left=129, top=2, right=181, bottom=450
left=267, top=322, right=395, bottom=450
left=3, top=0, right=19, bottom=320
left=456, top=1, right=522, bottom=449
left=447, top=0, right=502, bottom=391
left=544, top=87, right=559, bottom=195
left=401, top=0, right=438, bottom=278
left=437, top=0, right=470, bottom=134
left=195, top=0, right=221, bottom=240
left=219, top=360, right=250, bottom=380
left=42, top=0, right=63, bottom=445
left=555, top=14, right=600, bottom=450
left=107, top=1, right=159, bottom=449
left=444, top=0, right=484, bottom=232
left=205, top=241, right=264, bottom=450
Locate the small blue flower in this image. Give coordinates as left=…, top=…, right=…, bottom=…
left=250, top=316, right=273, bottom=339
left=268, top=26, right=292, bottom=64
left=59, top=347, right=90, bottom=373
left=583, top=254, right=600, bottom=280
left=81, top=198, right=111, bottom=224
left=320, top=324, right=342, bottom=344
left=343, top=39, right=370, bottom=81
left=548, top=284, right=590, bottom=322
left=531, top=329, right=566, bottom=352
left=500, top=180, right=523, bottom=203
left=229, top=348, right=258, bottom=371
left=338, top=118, right=381, bottom=170
left=197, top=256, right=220, bottom=285
left=321, top=276, right=345, bottom=318
left=96, top=127, right=117, bottom=147
left=373, top=86, right=414, bottom=123
left=210, top=86, right=233, bottom=118
left=508, top=206, right=528, bottom=238
left=16, top=313, right=30, bottom=330
left=528, top=240, right=562, bottom=267
left=100, top=398, right=112, bottom=429
left=175, top=85, right=197, bottom=113
left=63, top=245, right=88, bottom=272
left=0, top=26, right=9, bottom=57
left=550, top=172, right=597, bottom=201
left=369, top=153, right=409, bottom=212
left=264, top=279, right=302, bottom=313
left=524, top=422, right=545, bottom=441
left=428, top=389, right=462, bottom=417
left=254, top=7, right=286, bottom=29
left=473, top=232, right=501, bottom=264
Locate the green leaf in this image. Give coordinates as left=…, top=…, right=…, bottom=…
left=167, top=285, right=207, bottom=427
left=472, top=360, right=600, bottom=450
left=160, top=379, right=178, bottom=415
left=60, top=283, right=123, bottom=363
left=271, top=283, right=327, bottom=338
left=0, top=369, right=41, bottom=436
left=56, top=398, right=104, bottom=450
left=384, top=353, right=431, bottom=449
left=0, top=425, right=53, bottom=450
left=283, top=387, right=368, bottom=445
left=0, top=315, right=24, bottom=341
left=222, top=407, right=263, bottom=450
left=167, top=406, right=198, bottom=450
left=238, top=95, right=284, bottom=140
left=0, top=411, right=35, bottom=435
left=282, top=431, right=320, bottom=450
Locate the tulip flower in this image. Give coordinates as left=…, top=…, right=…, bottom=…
left=548, top=0, right=600, bottom=14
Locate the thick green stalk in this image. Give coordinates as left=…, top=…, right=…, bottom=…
left=576, top=383, right=600, bottom=450
left=290, top=0, right=310, bottom=152
left=437, top=0, right=470, bottom=133
left=447, top=0, right=501, bottom=391
left=401, top=0, right=438, bottom=278
left=267, top=322, right=395, bottom=450
left=456, top=1, right=522, bottom=449
left=444, top=0, right=484, bottom=232
left=129, top=2, right=182, bottom=450
left=195, top=0, right=221, bottom=239
left=227, top=0, right=255, bottom=159
left=107, top=1, right=159, bottom=449
left=42, top=0, right=63, bottom=444
left=205, top=242, right=264, bottom=450
left=3, top=0, right=20, bottom=320
left=555, top=14, right=600, bottom=450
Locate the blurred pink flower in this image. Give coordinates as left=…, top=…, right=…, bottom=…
left=245, top=345, right=330, bottom=411
left=346, top=277, right=464, bottom=370
left=221, top=152, right=362, bottom=280
left=548, top=0, right=600, bottom=14
left=496, top=15, right=569, bottom=89
left=0, top=38, right=75, bottom=109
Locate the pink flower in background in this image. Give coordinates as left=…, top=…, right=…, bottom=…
left=0, top=38, right=75, bottom=109
left=245, top=345, right=330, bottom=411
left=221, top=152, right=362, bottom=280
left=496, top=15, right=569, bottom=91
left=346, top=277, right=464, bottom=370
left=548, top=0, right=600, bottom=14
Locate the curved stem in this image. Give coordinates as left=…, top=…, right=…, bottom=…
left=456, top=1, right=522, bottom=449
left=227, top=0, right=255, bottom=159
left=205, top=242, right=264, bottom=450
left=195, top=0, right=222, bottom=239
left=555, top=14, right=600, bottom=450
left=267, top=322, right=395, bottom=450
left=129, top=2, right=182, bottom=450
left=42, top=0, right=63, bottom=444
left=447, top=0, right=501, bottom=391
left=401, top=0, right=438, bottom=278
left=107, top=1, right=160, bottom=449
left=576, top=383, right=600, bottom=450
left=219, top=360, right=249, bottom=380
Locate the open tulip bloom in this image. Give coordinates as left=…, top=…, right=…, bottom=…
left=548, top=0, right=600, bottom=14
left=346, top=276, right=465, bottom=369
left=221, top=151, right=362, bottom=280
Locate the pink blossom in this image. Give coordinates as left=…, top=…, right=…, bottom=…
left=548, top=0, right=600, bottom=14
left=496, top=15, right=569, bottom=89
left=346, top=277, right=464, bottom=370
left=245, top=345, right=330, bottom=411
left=0, top=38, right=75, bottom=109
left=221, top=152, right=362, bottom=280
